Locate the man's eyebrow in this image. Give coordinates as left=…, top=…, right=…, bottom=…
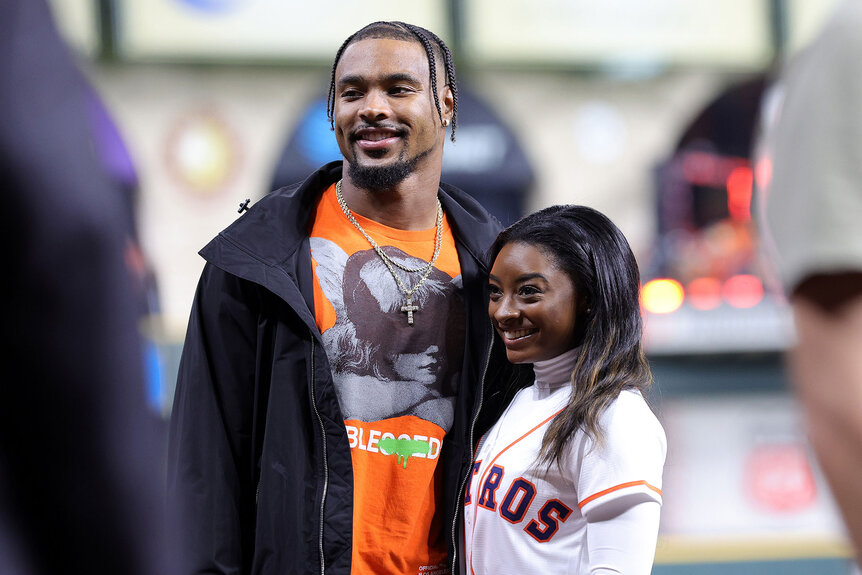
left=336, top=72, right=423, bottom=88
left=382, top=72, right=423, bottom=85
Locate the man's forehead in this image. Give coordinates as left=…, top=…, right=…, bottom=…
left=335, top=37, right=434, bottom=81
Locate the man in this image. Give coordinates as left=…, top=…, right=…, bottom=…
left=759, top=0, right=862, bottom=564
left=168, top=21, right=503, bottom=575
left=1, top=0, right=170, bottom=573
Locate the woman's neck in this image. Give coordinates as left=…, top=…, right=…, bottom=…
left=533, top=347, right=580, bottom=390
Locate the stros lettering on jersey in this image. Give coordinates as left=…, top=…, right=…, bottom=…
left=464, top=382, right=666, bottom=574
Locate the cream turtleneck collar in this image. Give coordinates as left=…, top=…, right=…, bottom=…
left=533, top=347, right=580, bottom=390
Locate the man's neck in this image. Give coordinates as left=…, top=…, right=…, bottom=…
left=339, top=168, right=442, bottom=231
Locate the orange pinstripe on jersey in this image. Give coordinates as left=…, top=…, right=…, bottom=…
left=578, top=480, right=663, bottom=509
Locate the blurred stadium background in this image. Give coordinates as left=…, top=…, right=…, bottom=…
left=46, top=1, right=858, bottom=572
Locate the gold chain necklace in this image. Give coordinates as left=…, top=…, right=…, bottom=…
left=335, top=179, right=443, bottom=326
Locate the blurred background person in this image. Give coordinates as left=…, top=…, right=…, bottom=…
left=758, top=0, right=862, bottom=565
left=0, top=0, right=172, bottom=573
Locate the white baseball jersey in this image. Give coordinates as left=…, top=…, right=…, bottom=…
left=463, top=381, right=666, bottom=574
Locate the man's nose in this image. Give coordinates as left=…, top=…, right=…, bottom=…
left=359, top=90, right=390, bottom=122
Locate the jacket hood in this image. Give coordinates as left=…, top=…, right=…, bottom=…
left=200, top=161, right=502, bottom=299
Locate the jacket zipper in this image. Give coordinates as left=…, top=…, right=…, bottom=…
left=450, top=320, right=494, bottom=575
left=310, top=334, right=329, bottom=575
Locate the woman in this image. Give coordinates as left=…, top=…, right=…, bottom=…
left=464, top=205, right=666, bottom=574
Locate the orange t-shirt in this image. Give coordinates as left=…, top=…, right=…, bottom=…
left=309, top=183, right=464, bottom=575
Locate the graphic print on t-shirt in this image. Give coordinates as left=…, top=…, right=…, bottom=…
left=309, top=183, right=464, bottom=575
left=311, top=237, right=464, bottom=432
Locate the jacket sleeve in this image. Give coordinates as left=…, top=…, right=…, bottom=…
left=168, top=262, right=262, bottom=575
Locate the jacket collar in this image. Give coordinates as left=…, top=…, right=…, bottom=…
left=202, top=161, right=500, bottom=286
left=202, top=162, right=342, bottom=271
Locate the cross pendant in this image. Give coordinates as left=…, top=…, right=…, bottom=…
left=401, top=300, right=419, bottom=326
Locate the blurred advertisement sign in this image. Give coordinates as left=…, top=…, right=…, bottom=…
left=658, top=394, right=848, bottom=557
left=785, top=0, right=842, bottom=57
left=643, top=301, right=794, bottom=355
left=48, top=0, right=843, bottom=66
left=115, top=0, right=448, bottom=61
left=464, top=0, right=772, bottom=69
left=745, top=443, right=818, bottom=513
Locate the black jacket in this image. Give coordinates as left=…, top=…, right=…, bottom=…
left=167, top=162, right=504, bottom=575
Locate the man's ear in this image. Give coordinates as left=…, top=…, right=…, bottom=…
left=441, top=84, right=454, bottom=126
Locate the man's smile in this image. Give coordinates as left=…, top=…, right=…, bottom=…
left=351, top=126, right=403, bottom=151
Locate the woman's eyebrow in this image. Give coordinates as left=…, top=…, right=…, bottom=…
left=515, top=273, right=547, bottom=283
left=488, top=273, right=547, bottom=283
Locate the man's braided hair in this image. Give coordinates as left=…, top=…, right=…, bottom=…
left=326, top=21, right=458, bottom=142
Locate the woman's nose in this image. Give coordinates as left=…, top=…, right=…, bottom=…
left=492, top=297, right=519, bottom=323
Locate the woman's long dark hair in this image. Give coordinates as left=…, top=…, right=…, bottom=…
left=488, top=205, right=652, bottom=469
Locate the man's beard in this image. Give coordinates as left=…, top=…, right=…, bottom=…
left=347, top=146, right=433, bottom=192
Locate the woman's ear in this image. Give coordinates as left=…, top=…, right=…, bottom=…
left=572, top=296, right=591, bottom=347
left=578, top=295, right=592, bottom=316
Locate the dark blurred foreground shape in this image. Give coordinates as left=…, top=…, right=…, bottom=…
left=759, top=0, right=862, bottom=566
left=0, top=1, right=172, bottom=573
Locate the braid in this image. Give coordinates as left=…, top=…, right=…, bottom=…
left=402, top=24, right=459, bottom=142
left=401, top=25, right=443, bottom=132
left=326, top=21, right=459, bottom=142
left=443, top=49, right=459, bottom=138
